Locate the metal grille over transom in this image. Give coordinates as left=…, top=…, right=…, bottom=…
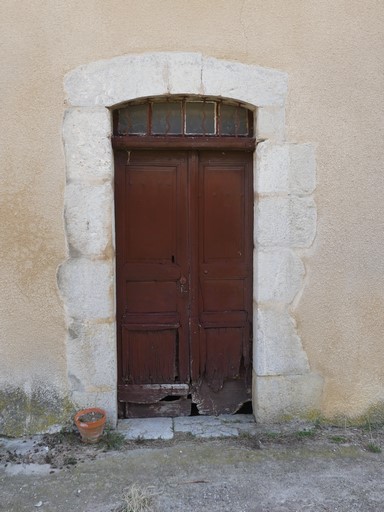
left=114, top=98, right=253, bottom=137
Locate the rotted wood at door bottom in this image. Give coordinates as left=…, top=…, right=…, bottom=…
left=117, top=324, right=252, bottom=417
left=118, top=378, right=252, bottom=418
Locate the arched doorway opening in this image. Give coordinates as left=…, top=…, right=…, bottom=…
left=61, top=53, right=321, bottom=425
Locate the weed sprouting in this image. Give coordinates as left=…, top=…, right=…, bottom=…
left=366, top=442, right=382, bottom=454
left=362, top=417, right=382, bottom=454
left=63, top=455, right=77, bottom=465
left=101, top=429, right=126, bottom=451
left=265, top=432, right=279, bottom=439
left=330, top=435, right=348, bottom=444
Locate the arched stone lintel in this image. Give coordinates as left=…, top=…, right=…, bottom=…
left=64, top=52, right=288, bottom=109
left=61, top=52, right=322, bottom=424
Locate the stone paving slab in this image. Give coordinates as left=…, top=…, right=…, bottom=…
left=0, top=437, right=43, bottom=456
left=174, top=416, right=239, bottom=438
left=118, top=417, right=173, bottom=440
left=118, top=414, right=256, bottom=440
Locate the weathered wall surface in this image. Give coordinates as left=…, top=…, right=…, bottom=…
left=1, top=0, right=384, bottom=433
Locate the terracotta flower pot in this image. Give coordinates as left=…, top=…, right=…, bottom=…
left=74, top=407, right=107, bottom=444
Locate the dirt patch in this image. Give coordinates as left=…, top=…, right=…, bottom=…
left=1, top=423, right=384, bottom=512
left=0, top=421, right=383, bottom=472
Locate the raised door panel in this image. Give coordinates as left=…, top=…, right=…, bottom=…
left=124, top=167, right=177, bottom=261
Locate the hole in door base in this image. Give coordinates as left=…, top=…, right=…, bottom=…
left=119, top=394, right=253, bottom=418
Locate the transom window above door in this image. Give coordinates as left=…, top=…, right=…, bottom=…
left=114, top=98, right=253, bottom=137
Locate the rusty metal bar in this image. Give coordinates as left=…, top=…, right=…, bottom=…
left=112, top=135, right=256, bottom=151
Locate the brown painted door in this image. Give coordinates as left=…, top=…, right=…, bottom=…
left=115, top=149, right=253, bottom=417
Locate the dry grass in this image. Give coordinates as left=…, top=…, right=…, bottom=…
left=115, top=483, right=156, bottom=512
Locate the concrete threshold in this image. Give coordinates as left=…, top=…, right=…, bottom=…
left=117, top=414, right=257, bottom=440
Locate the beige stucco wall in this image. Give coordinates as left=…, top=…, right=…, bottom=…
left=1, top=0, right=384, bottom=432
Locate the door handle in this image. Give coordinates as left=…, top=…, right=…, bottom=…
left=179, top=276, right=188, bottom=294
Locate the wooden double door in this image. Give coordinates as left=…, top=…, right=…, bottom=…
left=115, top=149, right=253, bottom=417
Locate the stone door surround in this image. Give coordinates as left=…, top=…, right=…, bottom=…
left=60, top=52, right=322, bottom=424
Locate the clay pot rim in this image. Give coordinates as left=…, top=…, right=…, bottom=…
left=74, top=407, right=107, bottom=429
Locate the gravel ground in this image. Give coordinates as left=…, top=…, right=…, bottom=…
left=1, top=422, right=384, bottom=511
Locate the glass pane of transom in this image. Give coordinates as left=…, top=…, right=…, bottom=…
left=118, top=104, right=148, bottom=135
left=152, top=102, right=182, bottom=134
left=185, top=102, right=215, bottom=135
left=220, top=104, right=249, bottom=136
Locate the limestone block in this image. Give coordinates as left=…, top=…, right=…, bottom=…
left=253, top=372, right=324, bottom=423
left=105, top=54, right=168, bottom=104
left=67, top=321, right=116, bottom=392
left=58, top=258, right=114, bottom=321
left=63, top=108, right=112, bottom=182
left=256, top=106, right=286, bottom=142
left=65, top=182, right=113, bottom=257
left=256, top=142, right=316, bottom=195
left=65, top=54, right=166, bottom=106
left=289, top=143, right=316, bottom=194
left=256, top=142, right=289, bottom=193
left=71, top=390, right=117, bottom=427
left=202, top=57, right=288, bottom=107
left=65, top=53, right=203, bottom=107
left=255, top=249, right=305, bottom=303
left=164, top=52, right=203, bottom=95
left=254, top=308, right=310, bottom=375
left=256, top=196, right=317, bottom=248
